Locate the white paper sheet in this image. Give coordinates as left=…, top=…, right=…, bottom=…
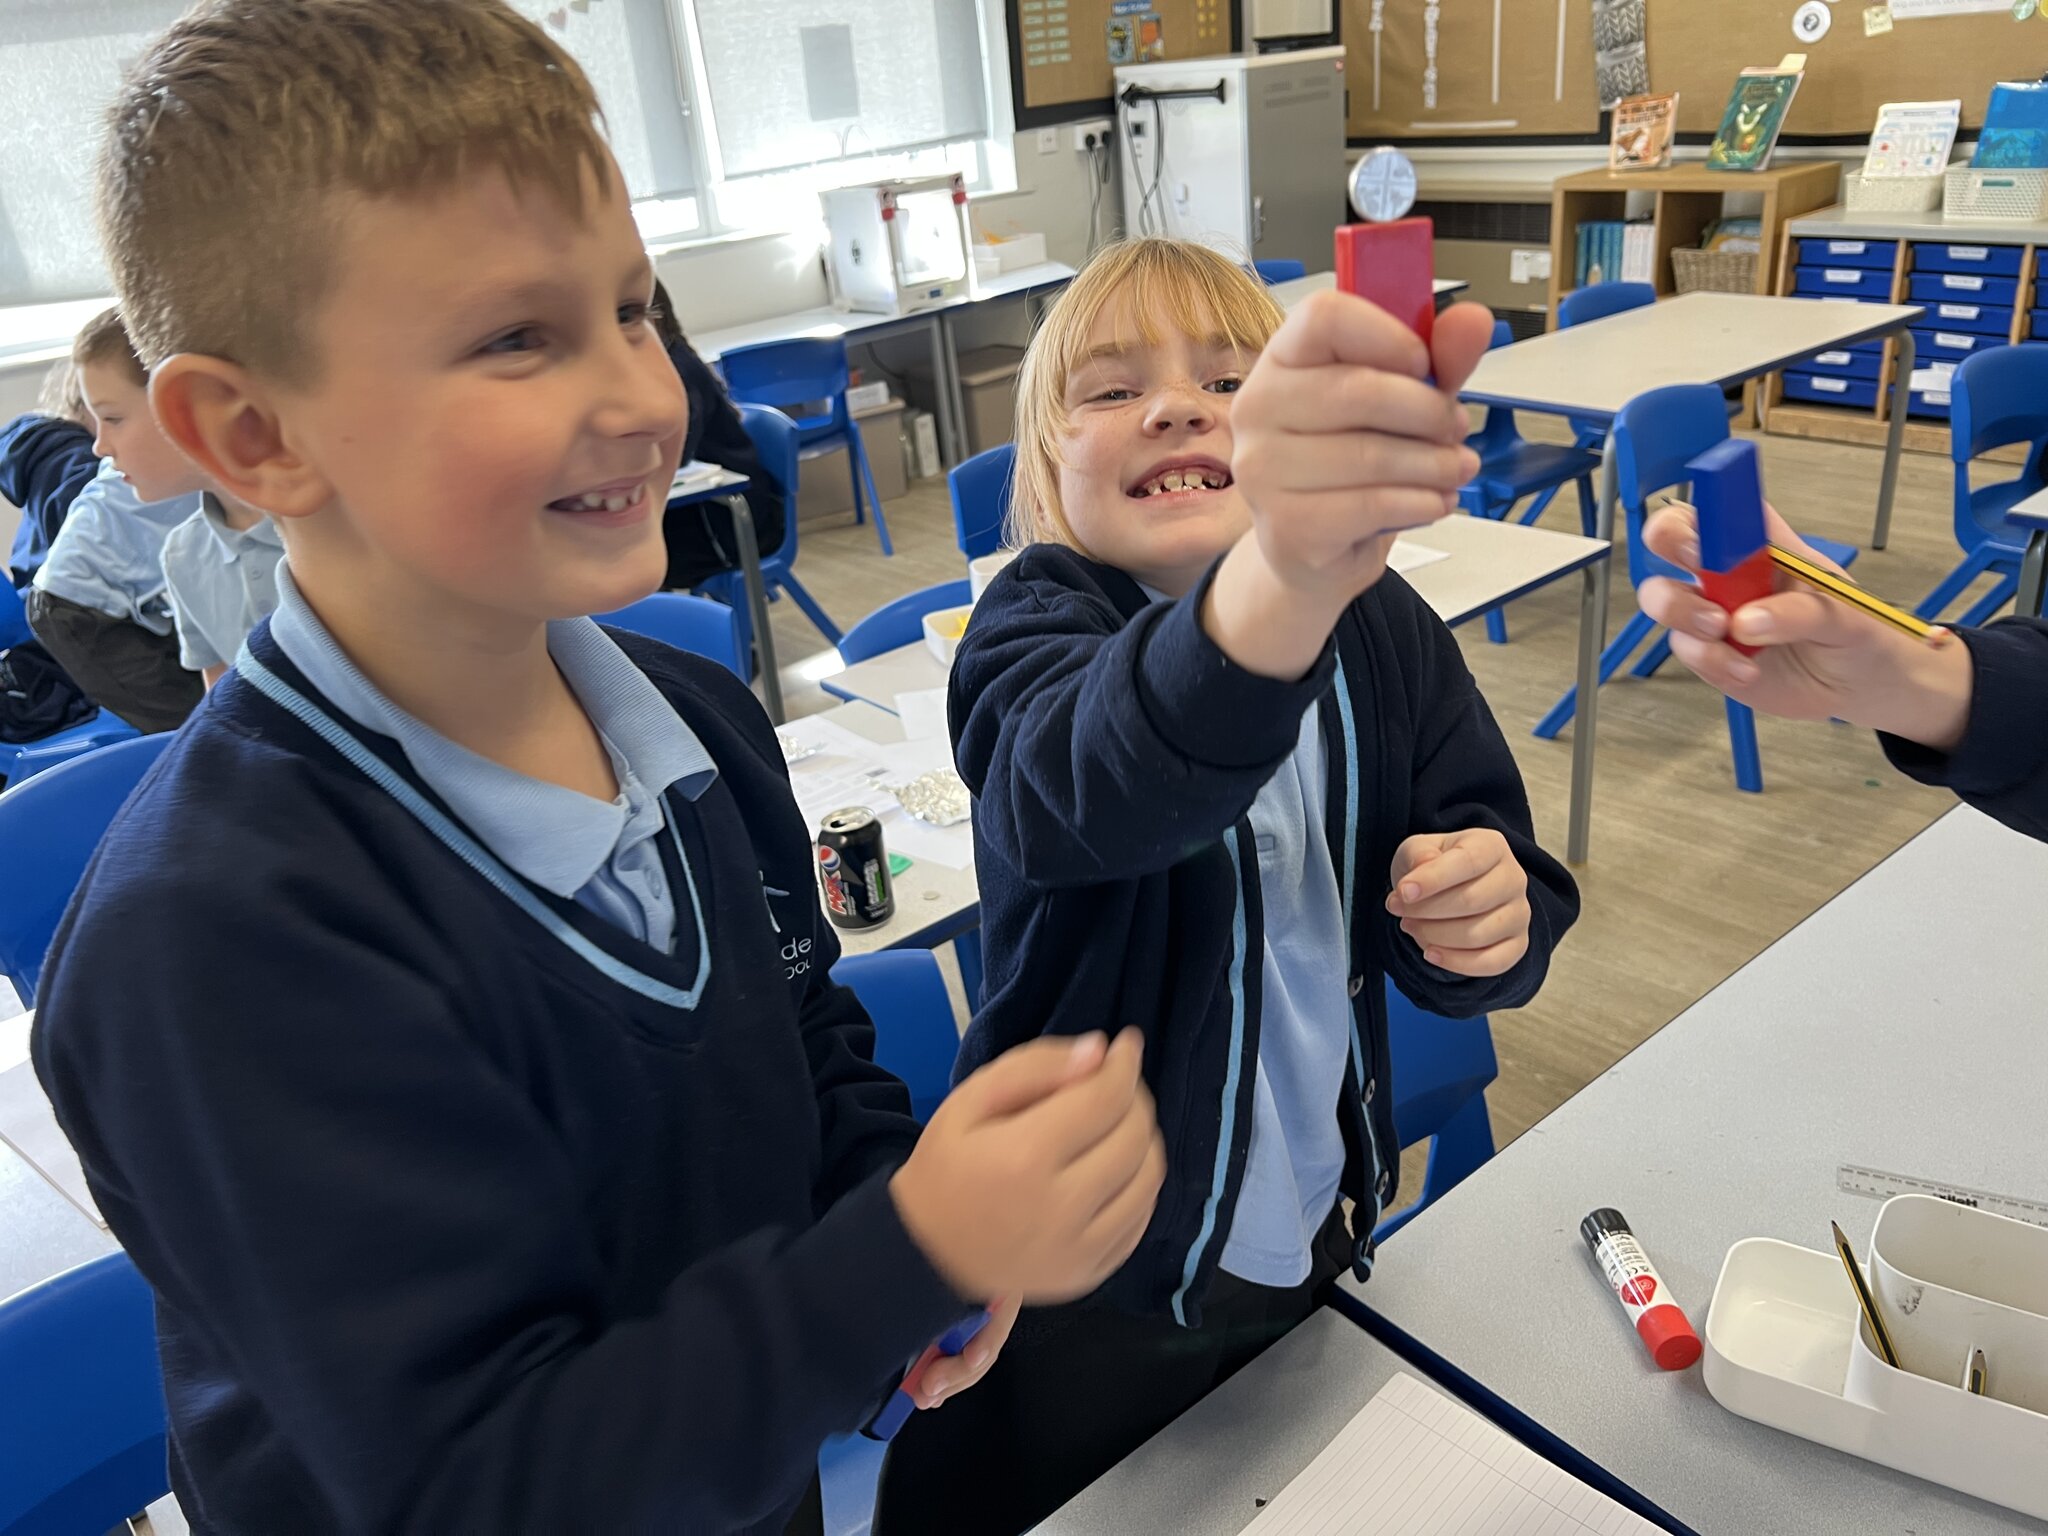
left=894, top=688, right=952, bottom=742
left=0, top=1056, right=106, bottom=1229
left=1240, top=1372, right=1662, bottom=1536
left=1388, top=539, right=1452, bottom=575
left=1884, top=0, right=2008, bottom=16
left=779, top=715, right=974, bottom=869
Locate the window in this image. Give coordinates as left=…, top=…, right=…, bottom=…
left=687, top=0, right=991, bottom=181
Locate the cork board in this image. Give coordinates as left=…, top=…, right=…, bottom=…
left=1343, top=0, right=1601, bottom=141
left=1011, top=0, right=1236, bottom=125
left=1344, top=0, right=2040, bottom=144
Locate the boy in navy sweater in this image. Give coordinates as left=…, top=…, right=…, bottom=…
left=876, top=240, right=1579, bottom=1534
left=32, top=5, right=1164, bottom=1532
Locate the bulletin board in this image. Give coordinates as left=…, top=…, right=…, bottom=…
left=1342, top=0, right=2042, bottom=145
left=1010, top=0, right=1241, bottom=128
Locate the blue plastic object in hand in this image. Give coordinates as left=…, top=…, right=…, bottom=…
left=865, top=1310, right=992, bottom=1441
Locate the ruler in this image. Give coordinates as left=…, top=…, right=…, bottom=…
left=1836, top=1163, right=2048, bottom=1229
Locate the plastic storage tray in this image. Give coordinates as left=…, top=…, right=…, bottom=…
left=1703, top=1195, right=2048, bottom=1522
left=1795, top=266, right=1895, bottom=302
left=1797, top=237, right=1898, bottom=270
left=1783, top=372, right=1879, bottom=410
left=1908, top=271, right=2022, bottom=307
left=1911, top=241, right=2024, bottom=278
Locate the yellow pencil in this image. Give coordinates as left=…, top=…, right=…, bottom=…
left=1768, top=545, right=1938, bottom=641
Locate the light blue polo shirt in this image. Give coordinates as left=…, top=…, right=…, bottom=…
left=31, top=459, right=199, bottom=635
left=160, top=495, right=286, bottom=671
left=267, top=564, right=718, bottom=952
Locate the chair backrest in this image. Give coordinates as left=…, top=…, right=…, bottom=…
left=1385, top=982, right=1498, bottom=1153
left=0, top=1252, right=169, bottom=1536
left=1559, top=281, right=1656, bottom=329
left=0, top=733, right=172, bottom=1005
left=0, top=576, right=33, bottom=651
left=1253, top=258, right=1308, bottom=285
left=1950, top=344, right=2048, bottom=546
left=837, top=579, right=974, bottom=667
left=1609, top=383, right=1733, bottom=589
left=594, top=592, right=746, bottom=680
left=948, top=443, right=1015, bottom=560
left=737, top=403, right=802, bottom=569
left=1464, top=321, right=1523, bottom=458
left=830, top=950, right=961, bottom=1124
left=717, top=337, right=852, bottom=432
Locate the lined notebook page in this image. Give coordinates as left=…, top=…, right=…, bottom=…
left=1240, top=1372, right=1662, bottom=1536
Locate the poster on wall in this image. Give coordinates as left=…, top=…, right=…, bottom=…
left=1591, top=0, right=1650, bottom=111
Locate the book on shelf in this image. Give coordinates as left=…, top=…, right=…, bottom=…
left=1610, top=92, right=1678, bottom=171
left=1706, top=65, right=1803, bottom=172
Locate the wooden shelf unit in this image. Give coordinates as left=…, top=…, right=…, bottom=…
left=1758, top=206, right=2048, bottom=465
left=1546, top=161, right=1842, bottom=321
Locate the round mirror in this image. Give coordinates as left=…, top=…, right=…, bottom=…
left=1347, top=146, right=1418, bottom=223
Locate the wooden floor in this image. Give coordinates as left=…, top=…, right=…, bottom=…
left=769, top=422, right=1985, bottom=1188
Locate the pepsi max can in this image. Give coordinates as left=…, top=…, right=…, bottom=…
left=817, top=807, right=893, bottom=929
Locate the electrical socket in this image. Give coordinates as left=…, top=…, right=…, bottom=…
left=1070, top=118, right=1112, bottom=152
left=1035, top=127, right=1060, bottom=154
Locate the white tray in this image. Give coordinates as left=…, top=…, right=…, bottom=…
left=1703, top=1196, right=2048, bottom=1522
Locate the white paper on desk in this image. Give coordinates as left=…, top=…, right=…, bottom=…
left=777, top=715, right=974, bottom=869
left=1240, top=1371, right=1661, bottom=1535
left=0, top=1058, right=106, bottom=1229
left=895, top=687, right=951, bottom=742
left=1387, top=539, right=1451, bottom=576
left=669, top=460, right=729, bottom=495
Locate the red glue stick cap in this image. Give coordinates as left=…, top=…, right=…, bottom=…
left=1636, top=1303, right=1703, bottom=1371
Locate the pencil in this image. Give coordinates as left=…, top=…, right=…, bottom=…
left=1768, top=545, right=1937, bottom=641
left=1830, top=1220, right=1902, bottom=1369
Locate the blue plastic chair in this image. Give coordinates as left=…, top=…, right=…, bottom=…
left=0, top=732, right=171, bottom=1004
left=818, top=949, right=967, bottom=1535
left=0, top=1252, right=168, bottom=1536
left=1915, top=344, right=2048, bottom=627
left=949, top=443, right=1015, bottom=561
left=697, top=405, right=844, bottom=664
left=1559, top=282, right=1657, bottom=450
left=594, top=591, right=745, bottom=680
left=1531, top=384, right=1859, bottom=794
left=1253, top=258, right=1308, bottom=285
left=718, top=338, right=893, bottom=557
left=834, top=580, right=975, bottom=670
left=1460, top=320, right=1602, bottom=643
left=1374, top=981, right=1498, bottom=1242
left=0, top=581, right=141, bottom=786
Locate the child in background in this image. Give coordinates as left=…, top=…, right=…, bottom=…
left=876, top=240, right=1579, bottom=1535
left=3, top=358, right=100, bottom=592
left=24, top=309, right=203, bottom=730
left=158, top=491, right=284, bottom=687
left=649, top=278, right=788, bottom=590
left=35, top=4, right=1162, bottom=1534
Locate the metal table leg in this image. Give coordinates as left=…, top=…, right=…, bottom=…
left=927, top=314, right=962, bottom=469
left=725, top=493, right=782, bottom=725
left=2019, top=530, right=2048, bottom=619
left=1566, top=436, right=1618, bottom=865
left=1874, top=327, right=1913, bottom=552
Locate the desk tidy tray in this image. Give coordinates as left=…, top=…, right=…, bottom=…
left=1703, top=1195, right=2048, bottom=1520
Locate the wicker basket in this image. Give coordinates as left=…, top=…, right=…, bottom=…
left=1846, top=170, right=1944, bottom=213
left=1944, top=166, right=2048, bottom=221
left=1672, top=247, right=1758, bottom=295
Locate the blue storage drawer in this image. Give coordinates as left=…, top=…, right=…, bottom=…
left=1908, top=270, right=2022, bottom=307
left=1909, top=386, right=1954, bottom=421
left=1795, top=265, right=1894, bottom=301
left=1802, top=345, right=1886, bottom=382
left=1913, top=327, right=1999, bottom=364
left=1911, top=241, right=2025, bottom=278
left=1919, top=297, right=2013, bottom=335
left=1797, top=237, right=1898, bottom=270
left=1783, top=371, right=1879, bottom=409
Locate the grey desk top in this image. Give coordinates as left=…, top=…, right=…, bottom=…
left=2010, top=484, right=2048, bottom=529
left=1787, top=205, right=2048, bottom=247
left=1039, top=1309, right=1413, bottom=1536
left=1461, top=293, right=1921, bottom=422
left=1344, top=806, right=2048, bottom=1535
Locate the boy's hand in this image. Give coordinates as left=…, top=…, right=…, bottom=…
left=1205, top=295, right=1492, bottom=680
left=890, top=1028, right=1165, bottom=1305
left=1385, top=828, right=1531, bottom=977
left=1638, top=502, right=1973, bottom=751
left=904, top=1294, right=1022, bottom=1409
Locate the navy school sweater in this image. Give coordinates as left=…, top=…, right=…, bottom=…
left=950, top=545, right=1580, bottom=1326
left=1880, top=616, right=2048, bottom=842
left=1, top=412, right=97, bottom=588
left=32, top=623, right=968, bottom=1535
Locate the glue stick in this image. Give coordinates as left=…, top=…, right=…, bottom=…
left=1581, top=1207, right=1702, bottom=1371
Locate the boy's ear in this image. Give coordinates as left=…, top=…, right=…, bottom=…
left=150, top=355, right=333, bottom=521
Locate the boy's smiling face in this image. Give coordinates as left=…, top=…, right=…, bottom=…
left=272, top=159, right=686, bottom=632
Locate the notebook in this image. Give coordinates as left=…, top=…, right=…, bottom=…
left=1240, top=1372, right=1662, bottom=1535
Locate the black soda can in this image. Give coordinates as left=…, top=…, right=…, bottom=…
left=816, top=807, right=894, bottom=929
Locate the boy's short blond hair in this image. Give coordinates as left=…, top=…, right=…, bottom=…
left=97, top=0, right=612, bottom=384
left=71, top=306, right=146, bottom=387
left=39, top=359, right=93, bottom=429
left=1009, top=239, right=1284, bottom=550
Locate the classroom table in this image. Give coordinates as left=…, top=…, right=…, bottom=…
left=666, top=464, right=782, bottom=724
left=692, top=263, right=1076, bottom=469
left=1460, top=292, right=1923, bottom=862
left=1336, top=806, right=2048, bottom=1535
left=0, top=1011, right=112, bottom=1304
left=1269, top=271, right=1468, bottom=312
left=2009, top=483, right=2048, bottom=619
left=823, top=517, right=1613, bottom=858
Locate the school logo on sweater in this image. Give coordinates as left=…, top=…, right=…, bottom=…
left=761, top=873, right=813, bottom=979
